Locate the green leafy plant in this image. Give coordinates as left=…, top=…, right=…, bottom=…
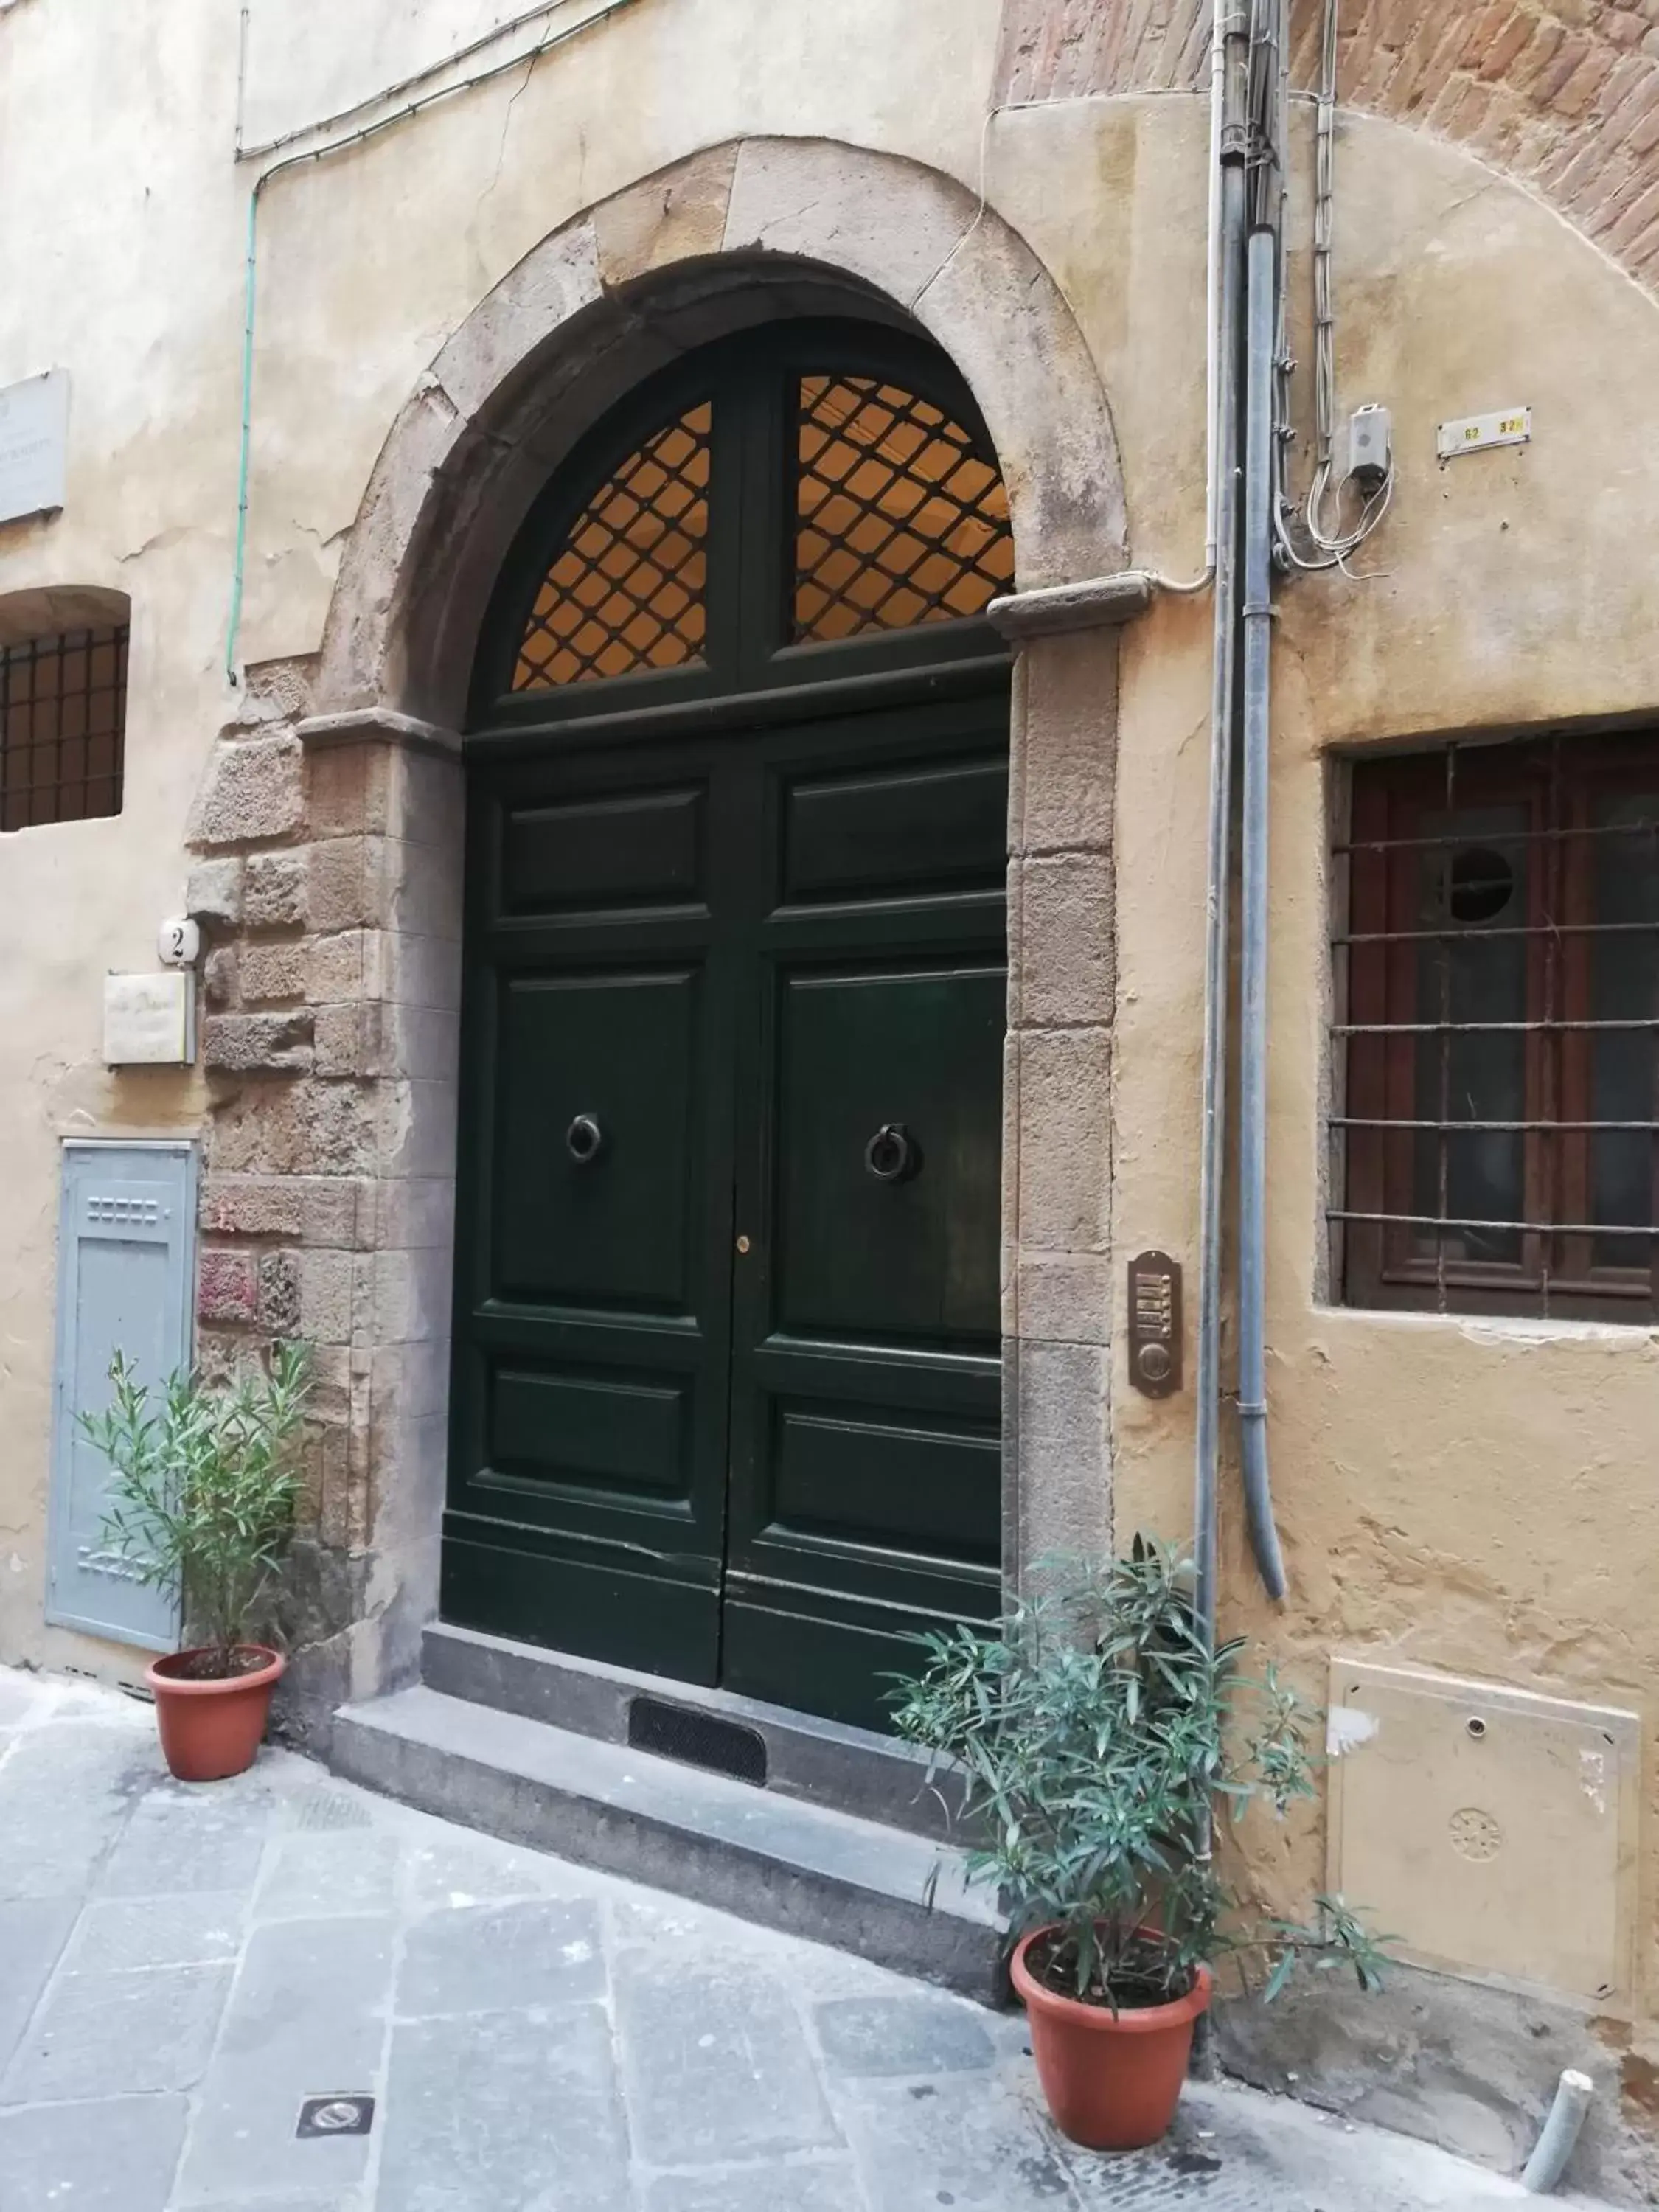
left=77, top=1342, right=313, bottom=1680
left=889, top=1538, right=1391, bottom=2011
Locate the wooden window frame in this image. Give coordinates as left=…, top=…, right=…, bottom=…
left=1337, top=731, right=1659, bottom=1323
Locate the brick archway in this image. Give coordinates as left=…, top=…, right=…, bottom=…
left=998, top=0, right=1659, bottom=296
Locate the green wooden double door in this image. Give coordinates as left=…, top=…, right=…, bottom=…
left=445, top=686, right=1009, bottom=1729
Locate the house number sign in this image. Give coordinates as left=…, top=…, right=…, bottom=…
left=1127, top=1251, right=1183, bottom=1399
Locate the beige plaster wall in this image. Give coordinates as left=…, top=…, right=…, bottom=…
left=1, top=0, right=1658, bottom=2182
left=1107, top=111, right=1659, bottom=2188
left=0, top=0, right=236, bottom=1677
left=0, top=0, right=1007, bottom=1677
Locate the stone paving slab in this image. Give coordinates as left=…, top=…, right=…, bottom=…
left=0, top=1663, right=1618, bottom=2212
left=0, top=2091, right=189, bottom=2212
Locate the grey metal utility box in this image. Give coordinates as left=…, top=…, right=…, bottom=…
left=46, top=1140, right=196, bottom=1650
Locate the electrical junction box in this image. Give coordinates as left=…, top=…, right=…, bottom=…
left=1326, top=1660, right=1640, bottom=2008
left=1347, top=404, right=1391, bottom=484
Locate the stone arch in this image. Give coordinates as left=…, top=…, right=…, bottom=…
left=998, top=0, right=1659, bottom=299
left=231, top=136, right=1138, bottom=1719
left=313, top=135, right=1127, bottom=729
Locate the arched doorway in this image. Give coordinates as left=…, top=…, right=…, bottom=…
left=442, top=318, right=1015, bottom=1729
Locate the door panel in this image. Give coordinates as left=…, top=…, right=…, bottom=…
left=782, top=756, right=1007, bottom=902
left=501, top=785, right=705, bottom=914
left=493, top=967, right=700, bottom=1310
left=449, top=690, right=1009, bottom=1726
left=722, top=701, right=1007, bottom=1728
left=768, top=1400, right=1002, bottom=1559
left=488, top=1362, right=692, bottom=1504
left=446, top=740, right=737, bottom=1683
left=773, top=962, right=1004, bottom=1342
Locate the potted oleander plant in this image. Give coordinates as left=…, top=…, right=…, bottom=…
left=890, top=1540, right=1388, bottom=2152
left=78, top=1340, right=312, bottom=1782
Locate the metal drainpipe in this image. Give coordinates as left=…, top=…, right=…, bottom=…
left=1237, top=223, right=1288, bottom=1604
left=1192, top=7, right=1252, bottom=1659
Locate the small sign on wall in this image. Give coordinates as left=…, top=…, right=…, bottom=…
left=103, top=972, right=194, bottom=1066
left=0, top=369, right=68, bottom=524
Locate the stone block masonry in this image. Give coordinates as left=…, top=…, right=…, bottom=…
left=185, top=662, right=464, bottom=1731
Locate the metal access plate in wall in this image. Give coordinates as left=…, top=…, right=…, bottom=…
left=1326, top=1658, right=1640, bottom=2008
left=46, top=1141, right=195, bottom=1650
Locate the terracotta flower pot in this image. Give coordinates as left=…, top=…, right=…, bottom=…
left=145, top=1645, right=285, bottom=1783
left=1011, top=1927, right=1214, bottom=2152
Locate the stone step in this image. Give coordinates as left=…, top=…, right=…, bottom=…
left=330, top=1684, right=1005, bottom=2003
left=421, top=1619, right=967, bottom=1843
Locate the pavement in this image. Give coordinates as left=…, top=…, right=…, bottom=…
left=0, top=1663, right=1614, bottom=2212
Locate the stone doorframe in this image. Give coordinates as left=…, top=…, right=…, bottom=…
left=184, top=136, right=1155, bottom=1729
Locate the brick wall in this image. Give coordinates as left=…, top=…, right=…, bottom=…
left=996, top=0, right=1659, bottom=293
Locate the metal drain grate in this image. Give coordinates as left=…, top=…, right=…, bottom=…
left=296, top=2095, right=374, bottom=2139
left=288, top=1788, right=375, bottom=1833
left=627, top=1695, right=768, bottom=1786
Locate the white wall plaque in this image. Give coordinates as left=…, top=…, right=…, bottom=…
left=1435, top=406, right=1531, bottom=462
left=102, top=973, right=194, bottom=1066
left=0, top=369, right=68, bottom=524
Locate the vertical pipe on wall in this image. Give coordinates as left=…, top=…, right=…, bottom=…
left=1237, top=225, right=1288, bottom=1603
left=1203, top=5, right=1225, bottom=568
left=1192, top=7, right=1252, bottom=1655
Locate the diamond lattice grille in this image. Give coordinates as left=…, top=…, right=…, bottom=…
left=513, top=403, right=712, bottom=689
left=794, top=377, right=1015, bottom=644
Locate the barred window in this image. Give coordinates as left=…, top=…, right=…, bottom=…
left=0, top=625, right=127, bottom=831
left=1335, top=732, right=1659, bottom=1321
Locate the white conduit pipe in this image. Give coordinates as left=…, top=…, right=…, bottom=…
left=1143, top=6, right=1225, bottom=599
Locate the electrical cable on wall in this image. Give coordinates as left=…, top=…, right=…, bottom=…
left=1273, top=0, right=1394, bottom=577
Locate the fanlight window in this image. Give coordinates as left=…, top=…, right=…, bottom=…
left=506, top=361, right=1012, bottom=696
left=514, top=403, right=712, bottom=692
left=793, top=375, right=1014, bottom=643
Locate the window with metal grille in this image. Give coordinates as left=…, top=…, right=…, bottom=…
left=1334, top=731, right=1659, bottom=1321
left=0, top=626, right=128, bottom=831
left=513, top=403, right=712, bottom=691
left=793, top=375, right=1014, bottom=643
left=500, top=352, right=1015, bottom=702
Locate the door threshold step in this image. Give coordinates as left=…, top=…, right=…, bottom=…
left=422, top=1621, right=968, bottom=1842
left=330, top=1683, right=1005, bottom=2003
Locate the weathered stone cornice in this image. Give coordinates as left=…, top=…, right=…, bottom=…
left=987, top=571, right=1155, bottom=641
left=297, top=706, right=461, bottom=756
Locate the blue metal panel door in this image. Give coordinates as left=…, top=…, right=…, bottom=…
left=46, top=1141, right=195, bottom=1649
